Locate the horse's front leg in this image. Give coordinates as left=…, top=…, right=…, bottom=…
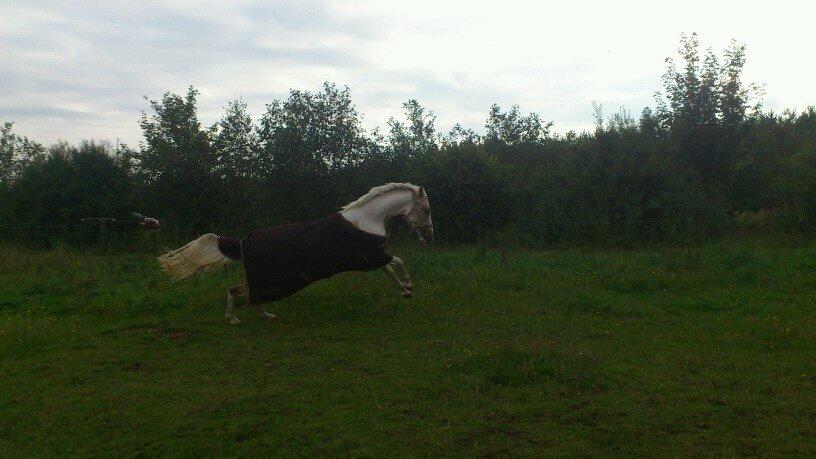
left=390, top=256, right=413, bottom=293
left=382, top=264, right=412, bottom=298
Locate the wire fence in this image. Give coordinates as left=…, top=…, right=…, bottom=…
left=2, top=201, right=813, bottom=228
left=1, top=202, right=812, bottom=253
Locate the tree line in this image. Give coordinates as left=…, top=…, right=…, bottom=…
left=2, top=34, right=816, bottom=246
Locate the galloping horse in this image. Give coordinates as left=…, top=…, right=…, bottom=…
left=157, top=183, right=433, bottom=324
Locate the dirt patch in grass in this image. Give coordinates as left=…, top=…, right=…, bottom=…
left=125, top=326, right=191, bottom=341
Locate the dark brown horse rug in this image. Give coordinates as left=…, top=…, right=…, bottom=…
left=217, top=212, right=392, bottom=304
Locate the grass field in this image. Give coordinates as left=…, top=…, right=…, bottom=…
left=2, top=242, right=816, bottom=455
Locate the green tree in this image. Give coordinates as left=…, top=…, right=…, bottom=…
left=0, top=121, right=45, bottom=185
left=9, top=142, right=133, bottom=236
left=415, top=143, right=516, bottom=242
left=212, top=99, right=261, bottom=227
left=258, top=83, right=368, bottom=176
left=720, top=40, right=753, bottom=129
left=256, top=83, right=374, bottom=220
left=485, top=104, right=551, bottom=145
left=655, top=33, right=762, bottom=188
left=657, top=34, right=721, bottom=180
left=388, top=99, right=438, bottom=158
left=443, top=124, right=481, bottom=147
left=214, top=98, right=258, bottom=180
left=134, top=87, right=220, bottom=227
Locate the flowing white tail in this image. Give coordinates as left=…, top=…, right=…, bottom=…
left=157, top=233, right=232, bottom=280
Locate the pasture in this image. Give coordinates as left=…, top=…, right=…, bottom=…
left=1, top=242, right=815, bottom=455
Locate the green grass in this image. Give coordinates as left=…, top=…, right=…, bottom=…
left=2, top=242, right=816, bottom=455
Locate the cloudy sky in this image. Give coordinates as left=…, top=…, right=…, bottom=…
left=2, top=0, right=814, bottom=146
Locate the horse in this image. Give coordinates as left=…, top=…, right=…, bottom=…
left=157, top=183, right=434, bottom=324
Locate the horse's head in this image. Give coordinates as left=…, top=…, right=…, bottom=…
left=341, top=183, right=434, bottom=243
left=404, top=186, right=434, bottom=244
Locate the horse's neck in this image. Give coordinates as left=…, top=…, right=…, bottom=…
left=340, top=189, right=413, bottom=236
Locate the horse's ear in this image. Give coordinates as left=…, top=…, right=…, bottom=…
left=418, top=186, right=426, bottom=197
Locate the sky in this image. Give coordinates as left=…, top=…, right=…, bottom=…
left=2, top=0, right=815, bottom=146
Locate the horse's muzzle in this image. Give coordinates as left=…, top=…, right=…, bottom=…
left=418, top=227, right=434, bottom=244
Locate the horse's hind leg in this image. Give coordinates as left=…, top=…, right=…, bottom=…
left=226, top=284, right=247, bottom=325
left=256, top=303, right=276, bottom=320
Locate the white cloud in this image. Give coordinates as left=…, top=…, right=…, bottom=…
left=1, top=0, right=814, bottom=145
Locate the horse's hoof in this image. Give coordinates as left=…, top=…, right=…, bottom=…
left=402, top=290, right=413, bottom=298
left=229, top=316, right=241, bottom=325
left=259, top=312, right=277, bottom=320
left=404, top=282, right=414, bottom=292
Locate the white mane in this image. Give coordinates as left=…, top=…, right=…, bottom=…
left=342, top=183, right=417, bottom=210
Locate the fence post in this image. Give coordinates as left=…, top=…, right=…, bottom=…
left=99, top=218, right=108, bottom=250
